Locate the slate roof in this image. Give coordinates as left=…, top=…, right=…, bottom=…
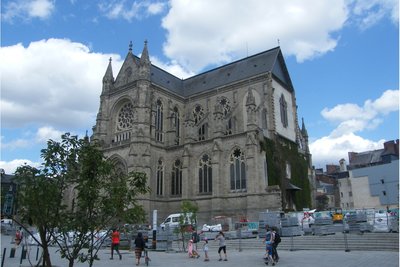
left=349, top=149, right=384, bottom=167
left=147, top=46, right=293, bottom=97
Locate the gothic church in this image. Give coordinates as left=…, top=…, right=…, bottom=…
left=91, top=41, right=310, bottom=224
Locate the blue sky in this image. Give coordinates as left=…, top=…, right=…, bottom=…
left=1, top=0, right=399, bottom=174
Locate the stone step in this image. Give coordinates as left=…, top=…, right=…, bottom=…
left=170, top=232, right=399, bottom=252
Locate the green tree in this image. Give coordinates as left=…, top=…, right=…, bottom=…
left=175, top=200, right=198, bottom=251
left=15, top=133, right=150, bottom=267
left=316, top=195, right=329, bottom=210
left=15, top=165, right=64, bottom=267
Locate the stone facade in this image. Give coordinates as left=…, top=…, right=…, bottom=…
left=91, top=41, right=310, bottom=224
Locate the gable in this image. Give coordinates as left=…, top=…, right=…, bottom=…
left=272, top=51, right=294, bottom=92
left=114, top=52, right=139, bottom=87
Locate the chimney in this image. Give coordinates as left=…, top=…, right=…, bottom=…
left=348, top=152, right=358, bottom=165
left=326, top=164, right=339, bottom=174
left=383, top=140, right=399, bottom=157
left=339, top=158, right=347, bottom=171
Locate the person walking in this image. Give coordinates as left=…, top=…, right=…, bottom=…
left=191, top=229, right=200, bottom=251
left=15, top=228, right=23, bottom=246
left=263, top=225, right=275, bottom=266
left=110, top=228, right=122, bottom=260
left=203, top=237, right=210, bottom=261
left=215, top=231, right=227, bottom=261
left=188, top=239, right=200, bottom=258
left=271, top=226, right=280, bottom=262
left=134, top=232, right=146, bottom=266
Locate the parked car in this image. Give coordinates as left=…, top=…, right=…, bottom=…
left=160, top=213, right=196, bottom=230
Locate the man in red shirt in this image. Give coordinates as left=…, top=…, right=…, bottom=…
left=110, top=228, right=122, bottom=260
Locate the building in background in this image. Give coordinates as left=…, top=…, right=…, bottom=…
left=314, top=168, right=337, bottom=210
left=338, top=140, right=399, bottom=210
left=0, top=169, right=17, bottom=218
left=91, top=42, right=312, bottom=224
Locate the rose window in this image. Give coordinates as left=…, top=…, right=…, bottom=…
left=117, top=103, right=134, bottom=130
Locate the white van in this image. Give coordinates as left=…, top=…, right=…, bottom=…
left=160, top=213, right=196, bottom=230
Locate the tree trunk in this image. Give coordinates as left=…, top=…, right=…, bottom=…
left=39, top=229, right=52, bottom=267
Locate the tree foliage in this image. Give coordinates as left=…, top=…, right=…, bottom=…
left=316, top=195, right=329, bottom=210
left=15, top=133, right=150, bottom=267
left=15, top=165, right=63, bottom=267
left=175, top=200, right=198, bottom=252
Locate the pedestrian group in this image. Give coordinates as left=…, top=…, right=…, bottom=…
left=107, top=227, right=281, bottom=265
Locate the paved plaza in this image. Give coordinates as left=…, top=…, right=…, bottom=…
left=1, top=234, right=399, bottom=267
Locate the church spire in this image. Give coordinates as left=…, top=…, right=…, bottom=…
left=139, top=40, right=151, bottom=80
left=140, top=40, right=150, bottom=66
left=102, top=57, right=114, bottom=92
left=103, top=57, right=114, bottom=81
left=301, top=117, right=308, bottom=138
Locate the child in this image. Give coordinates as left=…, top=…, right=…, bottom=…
left=203, top=237, right=209, bottom=261
left=188, top=239, right=200, bottom=258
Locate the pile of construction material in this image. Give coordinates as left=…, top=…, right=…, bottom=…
left=258, top=211, right=282, bottom=238
left=281, top=216, right=302, bottom=236
left=312, top=217, right=336, bottom=235
left=156, top=226, right=175, bottom=251
left=346, top=212, right=371, bottom=233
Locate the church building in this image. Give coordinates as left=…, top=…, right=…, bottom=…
left=91, top=41, right=311, bottom=224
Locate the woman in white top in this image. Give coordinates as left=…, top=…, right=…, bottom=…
left=215, top=231, right=227, bottom=261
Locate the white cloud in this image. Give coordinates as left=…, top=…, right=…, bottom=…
left=2, top=0, right=55, bottom=22
left=35, top=126, right=64, bottom=143
left=310, top=89, right=399, bottom=168
left=321, top=89, right=399, bottom=136
left=321, top=103, right=367, bottom=122
left=150, top=57, right=194, bottom=79
left=0, top=39, right=123, bottom=129
left=161, top=0, right=348, bottom=72
left=349, top=0, right=399, bottom=30
left=157, top=0, right=398, bottom=73
left=147, top=2, right=165, bottom=15
left=1, top=126, right=79, bottom=174
left=0, top=39, right=129, bottom=176
left=98, top=0, right=166, bottom=21
left=1, top=126, right=73, bottom=152
left=0, top=138, right=31, bottom=150
left=310, top=133, right=385, bottom=167
left=0, top=159, right=42, bottom=175
left=369, top=89, right=400, bottom=114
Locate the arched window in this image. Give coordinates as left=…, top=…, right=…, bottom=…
left=226, top=117, right=233, bottom=135
left=199, top=154, right=212, bottom=194
left=156, top=159, right=164, bottom=196
left=112, top=159, right=127, bottom=177
left=198, top=123, right=208, bottom=141
left=155, top=99, right=163, bottom=141
left=172, top=106, right=180, bottom=145
left=279, top=94, right=288, bottom=128
left=193, top=104, right=204, bottom=124
left=218, top=97, right=233, bottom=135
left=219, top=97, right=231, bottom=117
left=261, top=108, right=268, bottom=129
left=171, top=159, right=182, bottom=196
left=229, top=148, right=246, bottom=191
